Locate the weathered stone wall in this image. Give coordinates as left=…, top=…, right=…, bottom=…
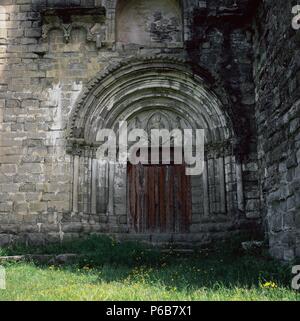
left=0, top=0, right=111, bottom=245
left=0, top=0, right=262, bottom=247
left=253, top=0, right=300, bottom=260
left=186, top=1, right=261, bottom=221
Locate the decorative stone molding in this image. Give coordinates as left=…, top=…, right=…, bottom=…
left=40, top=5, right=108, bottom=48
left=42, top=21, right=106, bottom=48
left=67, top=55, right=234, bottom=149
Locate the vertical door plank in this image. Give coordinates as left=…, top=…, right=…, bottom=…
left=169, top=165, right=175, bottom=232
left=143, top=165, right=148, bottom=232
left=159, top=166, right=166, bottom=232
left=135, top=163, right=142, bottom=232
left=127, top=164, right=133, bottom=230
left=165, top=165, right=171, bottom=232
left=154, top=166, right=160, bottom=232
left=174, top=165, right=182, bottom=233
left=128, top=161, right=192, bottom=234
left=180, top=165, right=187, bottom=232
left=148, top=166, right=155, bottom=231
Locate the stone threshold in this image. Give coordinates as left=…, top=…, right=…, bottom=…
left=0, top=248, right=201, bottom=264
left=0, top=254, right=81, bottom=265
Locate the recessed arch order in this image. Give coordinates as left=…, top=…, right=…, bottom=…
left=67, top=56, right=235, bottom=151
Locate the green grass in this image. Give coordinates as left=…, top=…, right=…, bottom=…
left=0, top=235, right=299, bottom=301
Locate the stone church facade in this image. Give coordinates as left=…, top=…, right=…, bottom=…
left=0, top=0, right=299, bottom=261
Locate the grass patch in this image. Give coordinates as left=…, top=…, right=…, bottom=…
left=0, top=235, right=299, bottom=301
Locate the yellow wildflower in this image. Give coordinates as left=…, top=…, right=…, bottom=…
left=261, top=281, right=278, bottom=289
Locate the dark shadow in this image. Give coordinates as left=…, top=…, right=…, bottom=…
left=1, top=235, right=294, bottom=292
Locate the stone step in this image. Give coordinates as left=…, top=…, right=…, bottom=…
left=0, top=254, right=80, bottom=264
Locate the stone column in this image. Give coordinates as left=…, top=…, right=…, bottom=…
left=83, top=148, right=90, bottom=214
left=107, top=160, right=115, bottom=217
left=97, top=159, right=109, bottom=215
left=91, top=155, right=98, bottom=215
left=202, top=160, right=210, bottom=217
left=218, top=157, right=226, bottom=214
left=236, top=162, right=245, bottom=212
left=72, top=155, right=79, bottom=214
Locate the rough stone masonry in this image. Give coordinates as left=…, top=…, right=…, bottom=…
left=0, top=0, right=298, bottom=261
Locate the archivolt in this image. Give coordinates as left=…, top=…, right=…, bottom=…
left=67, top=56, right=234, bottom=150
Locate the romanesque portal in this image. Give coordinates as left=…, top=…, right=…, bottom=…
left=67, top=57, right=247, bottom=244
left=0, top=0, right=299, bottom=260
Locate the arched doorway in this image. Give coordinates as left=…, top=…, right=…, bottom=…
left=125, top=110, right=193, bottom=234
left=67, top=56, right=241, bottom=241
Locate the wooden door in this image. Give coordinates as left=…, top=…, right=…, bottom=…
left=127, top=163, right=192, bottom=233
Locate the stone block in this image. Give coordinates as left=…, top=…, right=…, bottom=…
left=269, top=245, right=284, bottom=261
left=270, top=212, right=283, bottom=233
left=118, top=215, right=127, bottom=225
left=24, top=28, right=42, bottom=38
left=0, top=234, right=11, bottom=246
left=245, top=199, right=260, bottom=212
left=29, top=202, right=47, bottom=213
left=246, top=211, right=261, bottom=219
left=0, top=201, right=13, bottom=212
left=283, top=248, right=295, bottom=261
